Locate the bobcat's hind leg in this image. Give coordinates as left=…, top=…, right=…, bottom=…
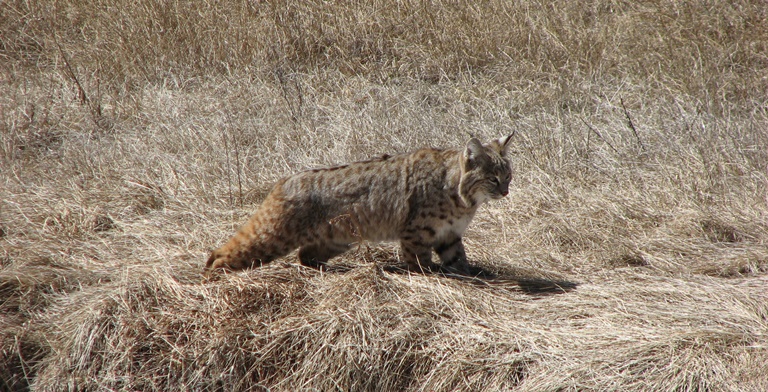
left=298, top=242, right=350, bottom=270
left=205, top=247, right=277, bottom=276
left=205, top=231, right=295, bottom=275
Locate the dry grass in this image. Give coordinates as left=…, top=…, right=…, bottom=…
left=2, top=0, right=767, bottom=390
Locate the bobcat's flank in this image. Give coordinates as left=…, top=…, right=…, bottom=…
left=206, top=134, right=515, bottom=274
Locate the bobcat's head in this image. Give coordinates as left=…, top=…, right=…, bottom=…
left=458, top=133, right=514, bottom=207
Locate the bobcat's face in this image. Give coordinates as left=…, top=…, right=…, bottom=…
left=483, top=163, right=512, bottom=200
left=459, top=134, right=514, bottom=206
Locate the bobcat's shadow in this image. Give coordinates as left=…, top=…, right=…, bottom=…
left=452, top=264, right=579, bottom=295
left=328, top=262, right=578, bottom=296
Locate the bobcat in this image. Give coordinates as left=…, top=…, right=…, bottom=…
left=206, top=133, right=514, bottom=275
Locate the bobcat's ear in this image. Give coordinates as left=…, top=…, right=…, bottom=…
left=494, top=131, right=516, bottom=156
left=464, top=137, right=486, bottom=165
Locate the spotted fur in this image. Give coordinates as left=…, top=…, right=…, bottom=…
left=206, top=134, right=514, bottom=274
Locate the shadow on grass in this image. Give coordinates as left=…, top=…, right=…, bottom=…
left=325, top=261, right=579, bottom=296
left=207, top=257, right=579, bottom=296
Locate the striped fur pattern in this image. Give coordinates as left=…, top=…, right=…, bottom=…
left=206, top=134, right=514, bottom=274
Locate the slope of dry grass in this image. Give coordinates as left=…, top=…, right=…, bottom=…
left=2, top=0, right=767, bottom=390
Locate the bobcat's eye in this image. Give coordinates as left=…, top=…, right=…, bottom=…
left=489, top=177, right=499, bottom=185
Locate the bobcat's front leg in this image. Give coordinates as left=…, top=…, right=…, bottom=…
left=399, top=239, right=437, bottom=272
left=435, top=234, right=470, bottom=274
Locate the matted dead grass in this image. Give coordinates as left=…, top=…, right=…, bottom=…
left=2, top=0, right=768, bottom=390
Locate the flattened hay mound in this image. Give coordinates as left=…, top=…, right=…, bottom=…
left=4, top=260, right=768, bottom=391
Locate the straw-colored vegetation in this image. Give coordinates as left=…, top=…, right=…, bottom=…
left=2, top=0, right=767, bottom=390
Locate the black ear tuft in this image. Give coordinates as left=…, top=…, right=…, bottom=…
left=496, top=131, right=516, bottom=155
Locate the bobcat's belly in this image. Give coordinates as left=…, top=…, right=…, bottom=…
left=356, top=217, right=405, bottom=243
left=327, top=202, right=406, bottom=244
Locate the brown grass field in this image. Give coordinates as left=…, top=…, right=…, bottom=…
left=2, top=0, right=768, bottom=390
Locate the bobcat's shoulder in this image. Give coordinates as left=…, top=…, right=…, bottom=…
left=206, top=134, right=515, bottom=274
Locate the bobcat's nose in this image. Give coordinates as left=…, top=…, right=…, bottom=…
left=501, top=190, right=509, bottom=197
